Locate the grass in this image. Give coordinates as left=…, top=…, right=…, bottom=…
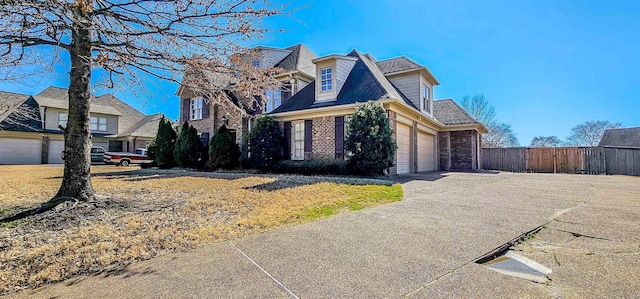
left=0, top=165, right=403, bottom=294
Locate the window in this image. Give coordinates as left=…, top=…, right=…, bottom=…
left=190, top=97, right=203, bottom=120
left=199, top=132, right=210, bottom=145
left=252, top=59, right=260, bottom=68
left=264, top=87, right=282, bottom=113
left=57, top=112, right=68, bottom=128
left=90, top=116, right=107, bottom=131
left=421, top=83, right=431, bottom=113
left=321, top=67, right=333, bottom=92
left=292, top=121, right=304, bottom=160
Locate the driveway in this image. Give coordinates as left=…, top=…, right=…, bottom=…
left=12, top=172, right=640, bottom=298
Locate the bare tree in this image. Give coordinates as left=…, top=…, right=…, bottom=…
left=530, top=136, right=562, bottom=147
left=483, top=122, right=519, bottom=148
left=0, top=0, right=287, bottom=203
left=460, top=94, right=496, bottom=125
left=565, top=120, right=622, bottom=146
left=459, top=94, right=518, bottom=148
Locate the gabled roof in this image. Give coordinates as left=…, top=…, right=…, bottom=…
left=108, top=113, right=164, bottom=138
left=598, top=127, right=640, bottom=148
left=93, top=93, right=146, bottom=134
left=0, top=90, right=31, bottom=124
left=272, top=50, right=415, bottom=114
left=377, top=56, right=422, bottom=74
left=274, top=44, right=317, bottom=78
left=33, top=96, right=122, bottom=115
left=432, top=99, right=480, bottom=126
left=0, top=96, right=42, bottom=132
left=376, top=56, right=440, bottom=85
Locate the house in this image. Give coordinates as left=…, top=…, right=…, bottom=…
left=270, top=50, right=487, bottom=174
left=0, top=86, right=164, bottom=164
left=598, top=127, right=640, bottom=149
left=176, top=43, right=317, bottom=145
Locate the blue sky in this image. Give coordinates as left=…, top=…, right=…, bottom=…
left=1, top=0, right=639, bottom=145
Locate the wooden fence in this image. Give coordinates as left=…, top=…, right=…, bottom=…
left=482, top=147, right=640, bottom=176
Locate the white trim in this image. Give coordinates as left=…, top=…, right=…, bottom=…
left=291, top=120, right=304, bottom=160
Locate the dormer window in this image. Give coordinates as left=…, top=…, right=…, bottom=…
left=190, top=97, right=203, bottom=120
left=421, top=83, right=431, bottom=113
left=264, top=87, right=282, bottom=113
left=321, top=67, right=333, bottom=92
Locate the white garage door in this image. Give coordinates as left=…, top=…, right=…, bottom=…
left=0, top=138, right=41, bottom=165
left=417, top=130, right=436, bottom=172
left=48, top=140, right=65, bottom=164
left=92, top=141, right=109, bottom=151
left=396, top=123, right=411, bottom=174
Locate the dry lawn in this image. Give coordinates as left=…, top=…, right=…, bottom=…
left=0, top=165, right=402, bottom=294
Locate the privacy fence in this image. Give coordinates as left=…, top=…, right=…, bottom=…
left=482, top=147, right=640, bottom=176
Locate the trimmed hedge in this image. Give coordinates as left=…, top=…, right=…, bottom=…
left=272, top=160, right=348, bottom=176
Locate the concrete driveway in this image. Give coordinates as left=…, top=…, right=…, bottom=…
left=13, top=172, right=640, bottom=298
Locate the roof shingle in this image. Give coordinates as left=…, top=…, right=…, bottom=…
left=432, top=99, right=480, bottom=126
left=598, top=127, right=640, bottom=148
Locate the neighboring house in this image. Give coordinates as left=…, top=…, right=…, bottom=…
left=598, top=127, right=640, bottom=149
left=270, top=50, right=487, bottom=174
left=0, top=86, right=164, bottom=165
left=176, top=43, right=317, bottom=145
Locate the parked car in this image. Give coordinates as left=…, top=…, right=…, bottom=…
left=61, top=146, right=108, bottom=163
left=104, top=148, right=152, bottom=166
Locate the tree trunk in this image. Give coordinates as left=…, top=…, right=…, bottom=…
left=54, top=9, right=94, bottom=201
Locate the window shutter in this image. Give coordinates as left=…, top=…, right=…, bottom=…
left=181, top=98, right=190, bottom=122
left=202, top=96, right=210, bottom=119
left=304, top=120, right=312, bottom=156
left=281, top=83, right=292, bottom=102
left=284, top=122, right=292, bottom=159
left=335, top=117, right=344, bottom=159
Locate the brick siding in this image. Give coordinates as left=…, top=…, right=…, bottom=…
left=311, top=116, right=336, bottom=161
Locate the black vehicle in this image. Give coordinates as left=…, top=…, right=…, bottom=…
left=61, top=146, right=108, bottom=163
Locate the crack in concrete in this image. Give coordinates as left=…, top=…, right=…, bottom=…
left=553, top=228, right=614, bottom=241
left=402, top=181, right=599, bottom=297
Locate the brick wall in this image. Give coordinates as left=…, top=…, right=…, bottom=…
left=182, top=96, right=245, bottom=144
left=438, top=132, right=450, bottom=170
left=450, top=130, right=473, bottom=170
left=311, top=116, right=336, bottom=160
left=387, top=110, right=397, bottom=175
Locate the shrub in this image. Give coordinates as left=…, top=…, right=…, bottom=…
left=174, top=122, right=202, bottom=168
left=345, top=101, right=396, bottom=175
left=273, top=160, right=348, bottom=175
left=209, top=125, right=241, bottom=170
left=154, top=116, right=177, bottom=169
left=246, top=115, right=284, bottom=170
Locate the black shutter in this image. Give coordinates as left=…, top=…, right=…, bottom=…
left=335, top=116, right=344, bottom=160
left=304, top=119, right=312, bottom=158
left=284, top=122, right=291, bottom=160
left=181, top=98, right=190, bottom=122
left=202, top=96, right=210, bottom=119
left=281, top=83, right=292, bottom=103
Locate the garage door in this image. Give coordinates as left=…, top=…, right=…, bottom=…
left=396, top=123, right=411, bottom=174
left=48, top=140, right=64, bottom=164
left=92, top=141, right=109, bottom=151
left=417, top=130, right=435, bottom=172
left=0, top=138, right=41, bottom=164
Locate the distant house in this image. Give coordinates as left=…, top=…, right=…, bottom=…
left=598, top=127, right=640, bottom=149
left=0, top=86, right=165, bottom=165
left=176, top=43, right=317, bottom=145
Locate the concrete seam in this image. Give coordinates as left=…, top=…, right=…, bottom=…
left=228, top=241, right=300, bottom=299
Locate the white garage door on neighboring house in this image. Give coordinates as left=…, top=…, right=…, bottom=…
left=0, top=138, right=42, bottom=165
left=396, top=123, right=412, bottom=174
left=92, top=142, right=109, bottom=151
left=47, top=140, right=65, bottom=164
left=417, top=130, right=436, bottom=172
